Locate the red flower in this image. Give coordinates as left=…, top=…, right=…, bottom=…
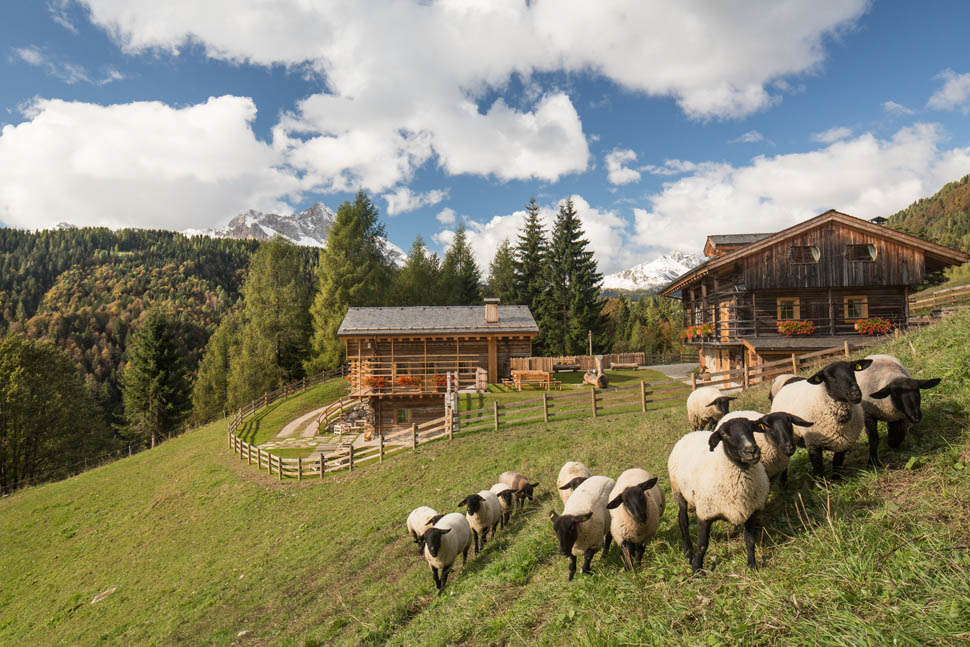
left=777, top=320, right=815, bottom=337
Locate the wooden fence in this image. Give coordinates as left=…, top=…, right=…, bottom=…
left=908, top=284, right=970, bottom=313
left=227, top=365, right=347, bottom=434
left=509, top=351, right=692, bottom=372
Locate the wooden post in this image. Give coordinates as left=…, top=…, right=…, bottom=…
left=791, top=353, right=798, bottom=373
left=493, top=401, right=499, bottom=430
left=691, top=373, right=697, bottom=390
left=844, top=340, right=850, bottom=358
left=349, top=445, right=355, bottom=472
left=742, top=354, right=750, bottom=389
left=277, top=455, right=282, bottom=481
left=320, top=454, right=325, bottom=479
left=640, top=381, right=647, bottom=412
left=412, top=423, right=418, bottom=448
left=247, top=443, right=253, bottom=465
left=297, top=457, right=303, bottom=481
left=543, top=391, right=549, bottom=422
left=379, top=433, right=384, bottom=463
left=590, top=387, right=597, bottom=418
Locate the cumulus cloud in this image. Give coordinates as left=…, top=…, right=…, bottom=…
left=642, top=159, right=699, bottom=176
left=812, top=126, right=852, bottom=143
left=883, top=100, right=914, bottom=116
left=730, top=130, right=764, bottom=143
left=0, top=96, right=300, bottom=231
left=435, top=207, right=457, bottom=225
left=381, top=187, right=447, bottom=216
left=604, top=148, right=641, bottom=185
left=928, top=69, right=970, bottom=114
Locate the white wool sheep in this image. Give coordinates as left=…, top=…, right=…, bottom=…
left=422, top=512, right=472, bottom=595
left=406, top=506, right=442, bottom=553
left=668, top=420, right=770, bottom=572
left=768, top=374, right=804, bottom=402
left=489, top=482, right=515, bottom=528
left=770, top=359, right=871, bottom=476
left=556, top=461, right=592, bottom=504
left=686, top=386, right=735, bottom=430
left=548, top=475, right=616, bottom=580
left=459, top=489, right=501, bottom=555
left=607, top=468, right=664, bottom=571
left=717, top=410, right=811, bottom=481
left=499, top=470, right=539, bottom=511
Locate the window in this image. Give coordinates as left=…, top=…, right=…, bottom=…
left=787, top=245, right=820, bottom=264
left=844, top=295, right=868, bottom=320
left=395, top=362, right=410, bottom=377
left=395, top=408, right=411, bottom=424
left=776, top=297, right=800, bottom=320
left=846, top=244, right=877, bottom=262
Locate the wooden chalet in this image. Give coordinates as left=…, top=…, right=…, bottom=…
left=336, top=300, right=538, bottom=436
left=660, top=209, right=969, bottom=374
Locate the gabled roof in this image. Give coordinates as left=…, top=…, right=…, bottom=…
left=661, top=209, right=970, bottom=296
left=337, top=305, right=539, bottom=337
left=707, top=233, right=772, bottom=246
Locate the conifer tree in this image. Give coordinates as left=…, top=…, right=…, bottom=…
left=486, top=238, right=518, bottom=303
left=391, top=235, right=441, bottom=305
left=306, top=191, right=391, bottom=371
left=535, top=198, right=606, bottom=355
left=190, top=311, right=240, bottom=422
left=513, top=197, right=547, bottom=311
left=440, top=225, right=482, bottom=305
left=121, top=311, right=191, bottom=448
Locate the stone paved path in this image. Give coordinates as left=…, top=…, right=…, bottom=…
left=276, top=406, right=329, bottom=439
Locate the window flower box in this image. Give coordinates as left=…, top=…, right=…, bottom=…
left=854, top=317, right=891, bottom=336
left=363, top=376, right=388, bottom=390
left=777, top=320, right=815, bottom=336
left=395, top=375, right=422, bottom=388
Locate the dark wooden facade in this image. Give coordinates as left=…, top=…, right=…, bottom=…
left=662, top=210, right=969, bottom=374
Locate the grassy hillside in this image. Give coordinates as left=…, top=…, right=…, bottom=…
left=2, top=315, right=970, bottom=646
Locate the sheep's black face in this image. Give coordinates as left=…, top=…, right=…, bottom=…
left=522, top=482, right=539, bottom=501
left=498, top=491, right=514, bottom=507
left=709, top=418, right=762, bottom=465
left=759, top=412, right=813, bottom=457
left=459, top=494, right=484, bottom=516
left=714, top=396, right=736, bottom=416
left=423, top=527, right=450, bottom=558
left=870, top=377, right=940, bottom=423
left=549, top=511, right=591, bottom=556
left=807, top=360, right=872, bottom=404
left=606, top=478, right=658, bottom=523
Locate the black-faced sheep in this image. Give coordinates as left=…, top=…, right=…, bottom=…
left=548, top=475, right=616, bottom=580
left=607, top=468, right=663, bottom=571
left=770, top=359, right=872, bottom=476
left=458, top=490, right=501, bottom=554
left=668, top=418, right=770, bottom=573
left=499, top=470, right=539, bottom=512
left=768, top=373, right=805, bottom=402
left=406, top=506, right=443, bottom=554
left=489, top=482, right=515, bottom=528
left=423, top=513, right=472, bottom=595
left=556, top=461, right=591, bottom=505
left=686, top=386, right=736, bottom=430
left=717, top=410, right=813, bottom=485
left=857, top=354, right=941, bottom=465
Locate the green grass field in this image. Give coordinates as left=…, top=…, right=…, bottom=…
left=1, top=315, right=969, bottom=646
left=233, top=378, right=347, bottom=446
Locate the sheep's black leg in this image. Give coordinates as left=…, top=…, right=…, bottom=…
left=888, top=420, right=907, bottom=449
left=481, top=527, right=489, bottom=547
left=430, top=565, right=441, bottom=591
left=808, top=446, right=825, bottom=476
left=865, top=417, right=881, bottom=467
left=582, top=548, right=597, bottom=575
left=831, top=451, right=846, bottom=479
left=675, top=493, right=693, bottom=560
left=743, top=513, right=759, bottom=569
left=438, top=565, right=452, bottom=595
left=603, top=533, right=612, bottom=559
left=780, top=468, right=789, bottom=488
left=472, top=530, right=480, bottom=555
left=634, top=543, right=645, bottom=570
left=691, top=518, right=712, bottom=573
left=462, top=546, right=469, bottom=566
left=568, top=555, right=577, bottom=581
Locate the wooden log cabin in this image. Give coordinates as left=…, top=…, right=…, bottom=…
left=660, top=209, right=969, bottom=375
left=336, top=300, right=538, bottom=436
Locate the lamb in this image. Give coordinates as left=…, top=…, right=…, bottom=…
left=422, top=512, right=472, bottom=595
left=768, top=374, right=804, bottom=402
left=668, top=418, right=770, bottom=573
left=458, top=489, right=501, bottom=554
left=717, top=410, right=813, bottom=483
left=498, top=470, right=539, bottom=512
left=489, top=482, right=515, bottom=528
left=606, top=468, right=664, bottom=571
left=686, top=386, right=735, bottom=430
left=548, top=475, right=616, bottom=580
left=856, top=354, right=941, bottom=465
left=556, top=461, right=592, bottom=504
left=770, top=359, right=873, bottom=476
left=406, top=506, right=443, bottom=554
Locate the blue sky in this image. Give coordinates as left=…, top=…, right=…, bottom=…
left=2, top=1, right=970, bottom=274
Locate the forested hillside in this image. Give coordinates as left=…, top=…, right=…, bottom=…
left=889, top=173, right=970, bottom=253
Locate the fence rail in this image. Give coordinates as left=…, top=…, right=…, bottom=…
left=909, top=284, right=970, bottom=312
left=509, top=351, right=693, bottom=372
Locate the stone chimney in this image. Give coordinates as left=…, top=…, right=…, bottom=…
left=484, top=298, right=500, bottom=323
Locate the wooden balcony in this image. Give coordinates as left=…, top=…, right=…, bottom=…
left=347, top=353, right=482, bottom=396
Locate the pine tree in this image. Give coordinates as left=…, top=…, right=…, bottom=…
left=121, top=311, right=191, bottom=448
left=513, top=197, right=547, bottom=311
left=440, top=225, right=482, bottom=305
left=391, top=235, right=442, bottom=306
left=486, top=238, right=518, bottom=303
left=306, top=191, right=392, bottom=372
left=535, top=198, right=606, bottom=355
left=190, top=311, right=240, bottom=422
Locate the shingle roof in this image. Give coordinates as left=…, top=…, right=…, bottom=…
left=337, top=305, right=539, bottom=336
left=707, top=233, right=772, bottom=246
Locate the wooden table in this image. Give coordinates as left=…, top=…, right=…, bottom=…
left=511, top=369, right=552, bottom=391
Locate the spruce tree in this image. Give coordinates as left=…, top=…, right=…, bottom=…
left=440, top=225, right=482, bottom=305
left=486, top=238, right=518, bottom=303
left=391, top=235, right=442, bottom=306
left=305, top=191, right=391, bottom=371
left=513, top=197, right=547, bottom=311
left=190, top=311, right=240, bottom=422
left=121, top=311, right=191, bottom=448
left=535, top=198, right=606, bottom=355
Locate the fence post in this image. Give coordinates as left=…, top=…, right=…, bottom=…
left=640, top=381, right=647, bottom=413
left=844, top=341, right=850, bottom=358
left=297, top=457, right=303, bottom=481
left=691, top=373, right=697, bottom=390
left=791, top=353, right=798, bottom=373
left=493, top=401, right=499, bottom=431
left=349, top=445, right=355, bottom=472
left=247, top=443, right=253, bottom=465
left=412, top=423, right=418, bottom=448
left=742, top=363, right=750, bottom=389
left=379, top=433, right=384, bottom=463
left=590, top=387, right=597, bottom=418
left=543, top=391, right=549, bottom=423
left=320, top=454, right=325, bottom=479
left=277, top=455, right=282, bottom=481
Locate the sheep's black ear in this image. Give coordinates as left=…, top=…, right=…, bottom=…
left=548, top=510, right=559, bottom=521
left=807, top=371, right=825, bottom=385
left=788, top=414, right=813, bottom=427
left=439, top=528, right=451, bottom=535
left=723, top=397, right=737, bottom=403
left=637, top=477, right=658, bottom=491
left=606, top=494, right=623, bottom=509
left=530, top=482, right=539, bottom=487
left=577, top=512, right=593, bottom=522
left=853, top=359, right=873, bottom=371
left=918, top=378, right=941, bottom=390
left=751, top=420, right=768, bottom=434
left=708, top=432, right=722, bottom=451
left=706, top=399, right=720, bottom=407
left=869, top=385, right=892, bottom=399
left=458, top=498, right=467, bottom=507
left=429, top=514, right=445, bottom=525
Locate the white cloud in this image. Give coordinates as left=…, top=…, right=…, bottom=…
left=883, top=100, right=914, bottom=116
left=76, top=0, right=867, bottom=190
left=642, top=159, right=699, bottom=176
left=928, top=69, right=970, bottom=114
left=604, top=148, right=640, bottom=185
left=381, top=187, right=447, bottom=216
left=730, top=130, right=764, bottom=143
left=633, top=123, right=970, bottom=254
left=812, top=126, right=852, bottom=143
left=11, top=45, right=125, bottom=85
left=435, top=207, right=457, bottom=225
left=48, top=0, right=78, bottom=33
left=0, top=96, right=300, bottom=231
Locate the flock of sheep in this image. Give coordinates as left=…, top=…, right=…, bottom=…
left=406, top=354, right=940, bottom=592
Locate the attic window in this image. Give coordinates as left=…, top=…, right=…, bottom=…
left=845, top=244, right=877, bottom=262
left=787, top=245, right=820, bottom=264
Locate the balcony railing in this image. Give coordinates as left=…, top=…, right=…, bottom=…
left=348, top=354, right=481, bottom=395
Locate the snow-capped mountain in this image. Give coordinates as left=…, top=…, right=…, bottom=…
left=602, top=251, right=701, bottom=293
left=185, top=202, right=407, bottom=267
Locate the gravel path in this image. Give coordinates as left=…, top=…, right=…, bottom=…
left=276, top=406, right=327, bottom=439
left=642, top=362, right=696, bottom=381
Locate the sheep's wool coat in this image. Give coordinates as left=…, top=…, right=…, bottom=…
left=563, top=475, right=616, bottom=556
left=556, top=461, right=592, bottom=504
left=609, top=468, right=664, bottom=545
left=499, top=470, right=530, bottom=493
left=668, top=431, right=769, bottom=526
left=466, top=490, right=501, bottom=533
left=489, top=483, right=514, bottom=514
left=424, top=513, right=472, bottom=570
left=718, top=411, right=786, bottom=479
left=407, top=506, right=438, bottom=539
left=687, top=386, right=727, bottom=429
left=770, top=379, right=863, bottom=453
left=857, top=354, right=910, bottom=422
left=770, top=374, right=798, bottom=400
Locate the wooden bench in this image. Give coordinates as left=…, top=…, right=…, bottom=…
left=611, top=362, right=639, bottom=370
left=511, top=369, right=552, bottom=390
